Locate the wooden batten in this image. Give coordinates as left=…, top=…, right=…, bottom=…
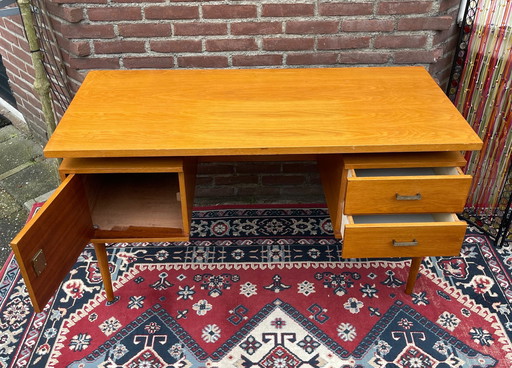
left=342, top=151, right=467, bottom=169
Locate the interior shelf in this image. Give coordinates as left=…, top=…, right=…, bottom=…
left=84, top=173, right=183, bottom=238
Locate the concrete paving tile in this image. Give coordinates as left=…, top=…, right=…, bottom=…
left=2, top=160, right=59, bottom=204
left=0, top=125, right=20, bottom=143
left=0, top=136, right=43, bottom=174
left=0, top=208, right=29, bottom=266
left=0, top=187, right=22, bottom=217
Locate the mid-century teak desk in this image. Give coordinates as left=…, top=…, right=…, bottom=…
left=11, top=67, right=483, bottom=313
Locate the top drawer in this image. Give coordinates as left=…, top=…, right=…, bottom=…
left=344, top=166, right=472, bottom=215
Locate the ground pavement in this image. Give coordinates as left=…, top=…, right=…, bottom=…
left=0, top=124, right=58, bottom=268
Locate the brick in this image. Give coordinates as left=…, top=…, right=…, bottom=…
left=45, top=3, right=84, bottom=23
left=198, top=163, right=234, bottom=174
left=231, top=22, right=282, bottom=35
left=145, top=5, right=199, bottom=19
left=118, top=23, right=171, bottom=37
left=286, top=20, right=339, bottom=34
left=69, top=57, right=120, bottom=69
left=263, top=38, right=314, bottom=51
left=9, top=84, right=28, bottom=101
left=281, top=185, right=324, bottom=197
left=0, top=30, right=19, bottom=47
left=0, top=58, right=18, bottom=76
left=177, top=55, right=228, bottom=68
left=52, top=0, right=106, bottom=4
left=206, top=38, right=257, bottom=52
left=94, top=40, right=145, bottom=54
left=374, top=35, right=428, bottom=49
left=342, top=19, right=395, bottom=32
left=10, top=74, right=33, bottom=92
left=262, top=4, right=314, bottom=17
left=232, top=54, right=283, bottom=66
left=237, top=187, right=281, bottom=197
left=429, top=48, right=454, bottom=75
left=123, top=56, right=174, bottom=68
left=174, top=22, right=227, bottom=36
left=215, top=175, right=258, bottom=185
left=195, top=186, right=235, bottom=198
left=195, top=176, right=214, bottom=186
left=318, top=36, right=371, bottom=50
left=319, top=2, right=373, bottom=16
left=394, top=49, right=443, bottom=63
left=262, top=175, right=305, bottom=186
left=236, top=162, right=281, bottom=174
left=87, top=7, right=142, bottom=21
left=397, top=16, right=453, bottom=31
left=61, top=24, right=116, bottom=39
left=21, top=103, right=44, bottom=120
left=151, top=40, right=202, bottom=53
left=202, top=5, right=257, bottom=19
left=339, top=52, right=390, bottom=64
left=69, top=40, right=91, bottom=56
left=377, top=1, right=433, bottom=15
left=287, top=53, right=338, bottom=65
left=113, top=0, right=163, bottom=2
left=283, top=162, right=320, bottom=173
left=2, top=17, right=23, bottom=34
left=433, top=24, right=458, bottom=45
left=11, top=45, right=33, bottom=65
left=439, top=0, right=460, bottom=12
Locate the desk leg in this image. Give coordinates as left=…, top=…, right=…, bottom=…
left=405, top=257, right=423, bottom=295
left=93, top=242, right=115, bottom=301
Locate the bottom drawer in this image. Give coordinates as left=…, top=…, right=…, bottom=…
left=341, top=213, right=467, bottom=258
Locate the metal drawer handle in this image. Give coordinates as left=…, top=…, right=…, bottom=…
left=395, top=193, right=422, bottom=201
left=393, top=239, right=418, bottom=247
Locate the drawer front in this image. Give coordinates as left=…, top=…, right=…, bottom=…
left=341, top=215, right=467, bottom=258
left=344, top=168, right=472, bottom=214
left=10, top=174, right=93, bottom=313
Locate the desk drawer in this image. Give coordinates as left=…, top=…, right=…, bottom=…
left=341, top=213, right=467, bottom=258
left=344, top=167, right=471, bottom=214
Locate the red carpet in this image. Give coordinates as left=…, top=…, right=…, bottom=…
left=0, top=205, right=511, bottom=367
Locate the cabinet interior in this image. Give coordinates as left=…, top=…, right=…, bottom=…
left=82, top=173, right=183, bottom=234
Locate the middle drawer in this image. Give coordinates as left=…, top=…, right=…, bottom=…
left=344, top=167, right=472, bottom=215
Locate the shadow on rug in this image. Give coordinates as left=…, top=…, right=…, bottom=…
left=0, top=205, right=511, bottom=367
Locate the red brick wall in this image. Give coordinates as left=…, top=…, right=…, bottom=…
left=0, top=15, right=44, bottom=137
left=0, top=0, right=463, bottom=202
left=44, top=0, right=462, bottom=91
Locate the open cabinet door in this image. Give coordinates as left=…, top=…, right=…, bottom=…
left=10, top=174, right=93, bottom=313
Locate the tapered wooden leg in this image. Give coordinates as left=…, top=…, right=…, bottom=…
left=93, top=242, right=115, bottom=301
left=405, top=257, right=423, bottom=295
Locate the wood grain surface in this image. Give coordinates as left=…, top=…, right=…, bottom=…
left=44, top=67, right=482, bottom=158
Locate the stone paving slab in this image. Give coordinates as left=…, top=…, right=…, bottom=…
left=1, top=160, right=59, bottom=205
left=0, top=135, right=42, bottom=173
left=0, top=124, right=59, bottom=269
left=0, top=208, right=28, bottom=264
left=0, top=124, right=19, bottom=143
left=0, top=187, right=21, bottom=218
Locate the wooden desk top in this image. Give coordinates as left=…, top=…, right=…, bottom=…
left=44, top=67, right=482, bottom=158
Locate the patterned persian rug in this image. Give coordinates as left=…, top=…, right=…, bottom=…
left=0, top=205, right=511, bottom=367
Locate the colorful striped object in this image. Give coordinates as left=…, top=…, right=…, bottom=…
left=456, top=0, right=512, bottom=238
